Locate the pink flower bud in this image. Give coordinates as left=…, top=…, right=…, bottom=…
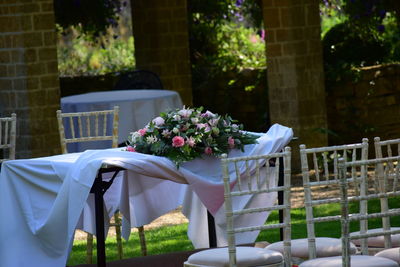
left=138, top=128, right=147, bottom=136
left=127, top=146, right=136, bottom=152
left=204, top=147, right=213, bottom=155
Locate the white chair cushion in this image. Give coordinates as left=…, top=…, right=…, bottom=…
left=299, top=255, right=399, bottom=267
left=184, top=247, right=283, bottom=267
left=375, top=248, right=400, bottom=263
left=351, top=227, right=400, bottom=247
left=265, top=237, right=357, bottom=258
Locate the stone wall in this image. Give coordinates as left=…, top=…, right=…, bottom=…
left=131, top=0, right=193, bottom=105
left=327, top=64, right=400, bottom=147
left=262, top=0, right=328, bottom=171
left=0, top=0, right=60, bottom=159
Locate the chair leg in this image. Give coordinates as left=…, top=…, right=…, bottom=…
left=86, top=233, right=93, bottom=264
left=138, top=226, right=147, bottom=256
left=114, top=212, right=124, bottom=259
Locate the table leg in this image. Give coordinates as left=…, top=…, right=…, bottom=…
left=207, top=210, right=217, bottom=247
left=92, top=172, right=106, bottom=267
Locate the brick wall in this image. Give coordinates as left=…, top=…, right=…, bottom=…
left=327, top=64, right=400, bottom=146
left=0, top=0, right=60, bottom=158
left=131, top=0, right=193, bottom=105
left=262, top=0, right=327, bottom=169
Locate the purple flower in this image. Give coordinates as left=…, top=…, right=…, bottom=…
left=379, top=10, right=386, bottom=19
left=377, top=24, right=385, bottom=33
left=235, top=0, right=244, bottom=7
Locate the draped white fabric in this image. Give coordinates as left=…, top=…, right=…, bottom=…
left=0, top=124, right=292, bottom=267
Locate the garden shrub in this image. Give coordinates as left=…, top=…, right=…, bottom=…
left=322, top=21, right=391, bottom=83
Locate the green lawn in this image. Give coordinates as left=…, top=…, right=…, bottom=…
left=67, top=198, right=400, bottom=265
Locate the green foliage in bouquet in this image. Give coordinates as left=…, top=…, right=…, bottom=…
left=126, top=107, right=258, bottom=167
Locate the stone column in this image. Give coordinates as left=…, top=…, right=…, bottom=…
left=131, top=0, right=192, bottom=105
left=262, top=0, right=328, bottom=163
left=0, top=0, right=61, bottom=158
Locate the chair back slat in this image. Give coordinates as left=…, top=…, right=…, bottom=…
left=103, top=113, right=107, bottom=136
left=85, top=114, right=90, bottom=137
left=312, top=152, right=320, bottom=181
left=0, top=113, right=17, bottom=163
left=56, top=106, right=119, bottom=154
left=68, top=117, right=74, bottom=139
left=4, top=121, right=8, bottom=147
left=0, top=120, right=2, bottom=146
left=222, top=147, right=292, bottom=267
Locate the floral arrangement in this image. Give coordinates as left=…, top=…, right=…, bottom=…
left=126, top=106, right=259, bottom=167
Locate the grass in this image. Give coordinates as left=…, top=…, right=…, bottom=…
left=67, top=198, right=400, bottom=266
left=67, top=224, right=193, bottom=266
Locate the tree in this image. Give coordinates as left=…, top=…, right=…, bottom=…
left=54, top=0, right=125, bottom=36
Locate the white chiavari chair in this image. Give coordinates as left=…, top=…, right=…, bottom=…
left=266, top=140, right=369, bottom=263
left=347, top=137, right=400, bottom=251
left=184, top=147, right=292, bottom=267
left=300, top=156, right=400, bottom=267
left=56, top=106, right=148, bottom=262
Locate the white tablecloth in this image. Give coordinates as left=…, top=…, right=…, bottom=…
left=61, top=90, right=183, bottom=152
left=0, top=124, right=293, bottom=267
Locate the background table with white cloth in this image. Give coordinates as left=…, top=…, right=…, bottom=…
left=61, top=89, right=183, bottom=152
left=0, top=124, right=293, bottom=267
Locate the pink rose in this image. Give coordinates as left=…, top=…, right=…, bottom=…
left=127, top=146, right=136, bottom=152
left=204, top=147, right=213, bottom=155
left=172, top=136, right=185, bottom=147
left=138, top=128, right=147, bottom=136
left=228, top=137, right=235, bottom=149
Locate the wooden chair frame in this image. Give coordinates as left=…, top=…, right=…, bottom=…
left=0, top=113, right=17, bottom=163
left=299, top=139, right=369, bottom=259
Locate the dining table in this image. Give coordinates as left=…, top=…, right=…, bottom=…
left=60, top=89, right=183, bottom=151
left=0, top=124, right=293, bottom=267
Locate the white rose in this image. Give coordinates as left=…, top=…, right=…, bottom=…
left=172, top=127, right=179, bottom=134
left=131, top=131, right=141, bottom=142
left=178, top=108, right=192, bottom=117
left=152, top=116, right=165, bottom=126
left=203, top=110, right=216, bottom=118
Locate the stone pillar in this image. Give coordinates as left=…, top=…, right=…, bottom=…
left=131, top=0, right=192, bottom=105
left=0, top=0, right=61, bottom=158
left=262, top=0, right=328, bottom=164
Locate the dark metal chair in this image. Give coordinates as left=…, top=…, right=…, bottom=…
left=113, top=70, right=164, bottom=90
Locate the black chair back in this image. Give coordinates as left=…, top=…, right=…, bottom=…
left=114, top=70, right=164, bottom=90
